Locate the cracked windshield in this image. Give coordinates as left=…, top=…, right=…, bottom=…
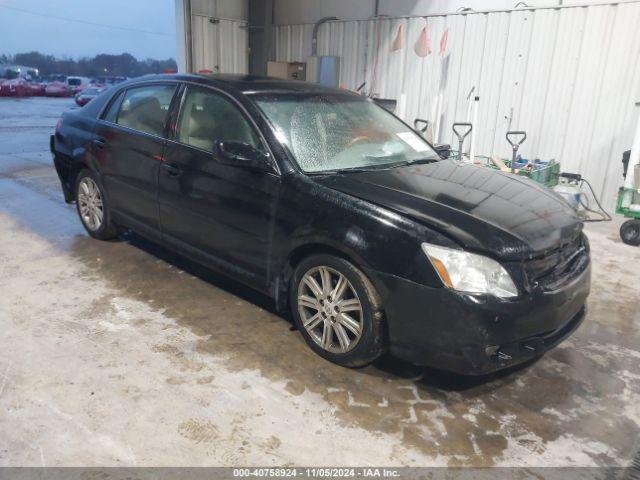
left=255, top=94, right=439, bottom=173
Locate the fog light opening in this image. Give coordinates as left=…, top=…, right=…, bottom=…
left=485, top=345, right=500, bottom=357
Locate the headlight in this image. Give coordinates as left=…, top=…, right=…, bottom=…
left=421, top=243, right=518, bottom=298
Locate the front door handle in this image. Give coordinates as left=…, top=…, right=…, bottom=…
left=162, top=162, right=182, bottom=177
left=92, top=137, right=106, bottom=149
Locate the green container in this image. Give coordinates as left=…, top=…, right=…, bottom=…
left=514, top=161, right=559, bottom=188
left=447, top=153, right=559, bottom=188
left=528, top=166, right=548, bottom=185
left=616, top=187, right=640, bottom=219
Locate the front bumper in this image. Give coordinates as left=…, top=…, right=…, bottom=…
left=377, top=262, right=590, bottom=375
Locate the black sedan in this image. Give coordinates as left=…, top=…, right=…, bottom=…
left=51, top=74, right=590, bottom=374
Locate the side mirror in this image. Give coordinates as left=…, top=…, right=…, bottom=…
left=214, top=140, right=272, bottom=172
left=433, top=143, right=451, bottom=159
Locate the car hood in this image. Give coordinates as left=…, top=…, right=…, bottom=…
left=312, top=160, right=583, bottom=259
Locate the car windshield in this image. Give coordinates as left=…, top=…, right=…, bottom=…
left=253, top=93, right=439, bottom=173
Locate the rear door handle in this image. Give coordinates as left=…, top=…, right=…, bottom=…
left=92, top=137, right=106, bottom=149
left=162, top=162, right=182, bottom=177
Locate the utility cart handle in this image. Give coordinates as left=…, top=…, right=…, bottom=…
left=506, top=131, right=527, bottom=173
left=452, top=122, right=473, bottom=141
left=414, top=118, right=429, bottom=134
left=506, top=131, right=527, bottom=148
left=452, top=123, right=473, bottom=162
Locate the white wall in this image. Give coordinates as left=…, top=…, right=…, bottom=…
left=376, top=0, right=612, bottom=16
left=191, top=15, right=249, bottom=73
left=175, top=0, right=188, bottom=72
left=274, top=2, right=640, bottom=209
left=273, top=0, right=623, bottom=23
left=274, top=0, right=375, bottom=24
left=175, top=0, right=249, bottom=73
left=192, top=0, right=248, bottom=20
left=179, top=0, right=640, bottom=208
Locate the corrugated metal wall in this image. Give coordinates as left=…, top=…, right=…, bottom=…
left=191, top=14, right=248, bottom=74
left=274, top=2, right=640, bottom=208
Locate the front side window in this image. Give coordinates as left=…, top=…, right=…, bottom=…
left=176, top=86, right=262, bottom=153
left=254, top=93, right=439, bottom=173
left=116, top=84, right=177, bottom=137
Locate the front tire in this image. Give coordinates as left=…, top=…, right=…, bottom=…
left=290, top=254, right=386, bottom=368
left=75, top=169, right=118, bottom=240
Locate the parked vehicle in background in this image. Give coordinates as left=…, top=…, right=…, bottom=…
left=43, top=74, right=67, bottom=83
left=0, top=72, right=126, bottom=99
left=110, top=76, right=128, bottom=85
left=75, top=87, right=105, bottom=106
left=50, top=74, right=591, bottom=375
left=0, top=78, right=30, bottom=97
left=66, top=76, right=91, bottom=94
left=0, top=64, right=39, bottom=80
left=91, top=76, right=127, bottom=86
left=45, top=81, right=74, bottom=97
left=27, top=82, right=46, bottom=96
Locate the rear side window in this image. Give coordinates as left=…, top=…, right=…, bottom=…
left=116, top=84, right=177, bottom=137
left=103, top=90, right=124, bottom=123
left=176, top=86, right=262, bottom=153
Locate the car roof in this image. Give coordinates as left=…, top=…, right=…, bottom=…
left=122, top=73, right=359, bottom=98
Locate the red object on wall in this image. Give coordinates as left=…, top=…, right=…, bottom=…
left=390, top=23, right=405, bottom=52
left=414, top=25, right=433, bottom=57
left=440, top=28, right=449, bottom=55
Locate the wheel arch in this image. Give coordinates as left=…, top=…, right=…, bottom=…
left=273, top=240, right=386, bottom=314
left=53, top=146, right=99, bottom=203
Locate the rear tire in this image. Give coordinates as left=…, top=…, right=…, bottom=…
left=620, top=219, right=640, bottom=246
left=75, top=169, right=118, bottom=240
left=290, top=254, right=386, bottom=368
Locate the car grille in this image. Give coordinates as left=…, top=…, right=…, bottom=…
left=523, top=234, right=589, bottom=290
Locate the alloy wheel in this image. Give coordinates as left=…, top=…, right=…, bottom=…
left=297, top=266, right=363, bottom=354
left=77, top=177, right=104, bottom=231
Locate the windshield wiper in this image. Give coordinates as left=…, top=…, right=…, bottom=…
left=307, top=167, right=378, bottom=175
left=341, top=161, right=413, bottom=173
left=404, top=157, right=440, bottom=166
left=361, top=156, right=440, bottom=169
left=306, top=158, right=440, bottom=176
left=307, top=162, right=407, bottom=175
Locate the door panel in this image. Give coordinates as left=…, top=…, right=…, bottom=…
left=159, top=142, right=280, bottom=289
left=92, top=83, right=178, bottom=239
left=158, top=85, right=280, bottom=289
left=93, top=122, right=164, bottom=237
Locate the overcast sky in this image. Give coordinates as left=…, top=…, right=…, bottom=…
left=0, top=0, right=176, bottom=60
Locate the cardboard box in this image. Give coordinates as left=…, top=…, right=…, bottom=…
left=267, top=61, right=306, bottom=81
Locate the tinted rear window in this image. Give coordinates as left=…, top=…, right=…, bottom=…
left=115, top=84, right=177, bottom=137
left=103, top=90, right=124, bottom=123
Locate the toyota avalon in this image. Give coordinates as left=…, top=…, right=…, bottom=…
left=51, top=74, right=590, bottom=374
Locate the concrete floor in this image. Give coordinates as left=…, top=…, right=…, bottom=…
left=0, top=96, right=639, bottom=468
